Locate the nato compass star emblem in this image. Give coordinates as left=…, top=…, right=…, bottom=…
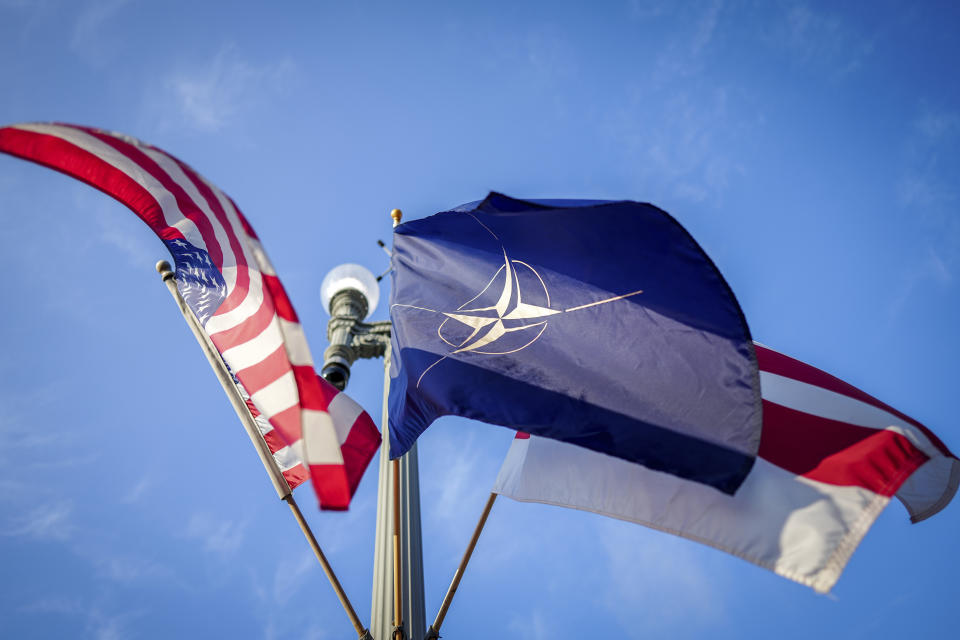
left=393, top=213, right=644, bottom=387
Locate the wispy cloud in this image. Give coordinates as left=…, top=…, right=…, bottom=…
left=432, top=434, right=485, bottom=521
left=0, top=478, right=29, bottom=499
left=2, top=501, right=74, bottom=541
left=183, top=511, right=248, bottom=555
left=92, top=553, right=169, bottom=584
left=0, top=0, right=44, bottom=8
left=310, top=490, right=374, bottom=556
left=70, top=0, right=132, bottom=66
left=652, top=0, right=723, bottom=81
left=598, top=519, right=727, bottom=638
left=482, top=25, right=578, bottom=85
left=20, top=597, right=141, bottom=640
left=20, top=596, right=85, bottom=615
left=627, top=0, right=671, bottom=21
left=154, top=45, right=296, bottom=133
left=522, top=27, right=578, bottom=82
left=119, top=474, right=151, bottom=504
left=90, top=615, right=126, bottom=640
left=262, top=618, right=328, bottom=640
left=766, top=2, right=875, bottom=78
left=508, top=609, right=552, bottom=640
left=0, top=400, right=65, bottom=469
left=915, top=109, right=960, bottom=141
left=0, top=405, right=81, bottom=494
left=78, top=187, right=162, bottom=269
left=603, top=2, right=755, bottom=205
left=604, top=84, right=748, bottom=205
left=897, top=174, right=954, bottom=210
left=0, top=396, right=99, bottom=469
left=896, top=105, right=960, bottom=274
left=886, top=246, right=954, bottom=325
left=422, top=429, right=502, bottom=552
left=271, top=549, right=317, bottom=604
left=927, top=247, right=952, bottom=284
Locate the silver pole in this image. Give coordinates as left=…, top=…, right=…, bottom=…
left=370, top=208, right=425, bottom=640
left=371, top=345, right=426, bottom=640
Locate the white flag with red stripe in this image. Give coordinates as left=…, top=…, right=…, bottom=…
left=494, top=343, right=958, bottom=592
left=0, top=122, right=380, bottom=510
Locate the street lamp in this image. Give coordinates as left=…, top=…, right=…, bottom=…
left=319, top=263, right=390, bottom=390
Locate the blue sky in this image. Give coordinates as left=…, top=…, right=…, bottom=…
left=1, top=1, right=958, bottom=638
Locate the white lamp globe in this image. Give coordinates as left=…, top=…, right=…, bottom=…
left=320, top=263, right=380, bottom=318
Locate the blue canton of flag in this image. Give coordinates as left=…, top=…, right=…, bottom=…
left=388, top=193, right=762, bottom=494
left=164, top=238, right=228, bottom=326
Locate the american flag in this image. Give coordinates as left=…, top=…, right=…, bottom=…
left=0, top=122, right=381, bottom=510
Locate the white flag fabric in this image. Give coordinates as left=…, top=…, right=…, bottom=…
left=493, top=343, right=958, bottom=593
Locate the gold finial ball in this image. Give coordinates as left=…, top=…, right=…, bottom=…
left=390, top=208, right=403, bottom=226
left=156, top=260, right=176, bottom=281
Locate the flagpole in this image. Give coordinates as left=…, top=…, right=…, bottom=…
left=425, top=492, right=498, bottom=640
left=156, top=260, right=372, bottom=640
left=370, top=210, right=426, bottom=640
left=372, top=346, right=425, bottom=640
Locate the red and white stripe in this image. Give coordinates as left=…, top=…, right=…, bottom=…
left=0, top=123, right=380, bottom=509
left=494, top=343, right=958, bottom=592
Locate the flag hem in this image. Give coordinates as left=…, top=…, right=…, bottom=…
left=907, top=459, right=960, bottom=523
left=495, top=487, right=889, bottom=594
left=494, top=445, right=922, bottom=594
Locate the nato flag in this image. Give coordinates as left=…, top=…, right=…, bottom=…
left=388, top=193, right=761, bottom=494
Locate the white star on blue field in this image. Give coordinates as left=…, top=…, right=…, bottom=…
left=1, top=2, right=958, bottom=638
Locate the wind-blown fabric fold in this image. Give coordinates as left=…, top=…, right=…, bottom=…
left=390, top=193, right=761, bottom=495
left=494, top=343, right=959, bottom=593
left=0, top=123, right=380, bottom=510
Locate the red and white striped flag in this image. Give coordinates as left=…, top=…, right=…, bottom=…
left=0, top=123, right=380, bottom=510
left=494, top=343, right=958, bottom=592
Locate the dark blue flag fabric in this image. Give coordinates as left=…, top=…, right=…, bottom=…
left=388, top=193, right=762, bottom=494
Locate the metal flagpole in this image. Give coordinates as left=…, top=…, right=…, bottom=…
left=370, top=211, right=426, bottom=640
left=371, top=351, right=426, bottom=640
left=425, top=493, right=498, bottom=640
left=156, top=261, right=372, bottom=640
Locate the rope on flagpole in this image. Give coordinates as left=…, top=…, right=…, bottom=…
left=156, top=260, right=372, bottom=640
left=389, top=207, right=408, bottom=640
left=392, top=456, right=406, bottom=640
left=425, top=492, right=498, bottom=640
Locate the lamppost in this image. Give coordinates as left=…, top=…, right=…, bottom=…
left=320, top=237, right=426, bottom=640
left=320, top=262, right=390, bottom=390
